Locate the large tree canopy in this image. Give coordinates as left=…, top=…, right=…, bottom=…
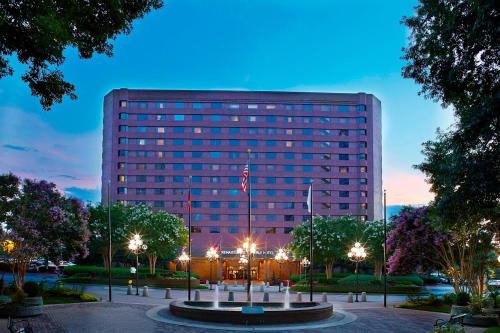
left=0, top=0, right=163, bottom=109
left=402, top=0, right=499, bottom=227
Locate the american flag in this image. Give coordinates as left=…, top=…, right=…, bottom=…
left=186, top=191, right=191, bottom=212
left=241, top=164, right=249, bottom=192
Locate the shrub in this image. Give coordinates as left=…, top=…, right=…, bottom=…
left=80, top=293, right=98, bottom=302
left=455, top=292, right=470, bottom=306
left=387, top=275, right=424, bottom=287
left=22, top=281, right=42, bottom=297
left=427, top=324, right=465, bottom=333
left=442, top=293, right=456, bottom=305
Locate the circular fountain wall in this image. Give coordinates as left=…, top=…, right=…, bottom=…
left=169, top=301, right=333, bottom=325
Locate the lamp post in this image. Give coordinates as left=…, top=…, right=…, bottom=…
left=205, top=246, right=219, bottom=290
left=348, top=242, right=367, bottom=302
left=300, top=257, right=310, bottom=283
left=128, top=234, right=147, bottom=296
left=237, top=238, right=256, bottom=297
left=274, top=248, right=289, bottom=292
left=178, top=249, right=190, bottom=291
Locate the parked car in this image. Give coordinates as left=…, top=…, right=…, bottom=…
left=28, top=260, right=57, bottom=272
left=487, top=279, right=500, bottom=287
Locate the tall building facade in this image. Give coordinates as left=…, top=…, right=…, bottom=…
left=102, top=89, right=382, bottom=280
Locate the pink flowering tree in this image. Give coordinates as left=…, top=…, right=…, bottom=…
left=386, top=206, right=442, bottom=275
left=0, top=174, right=89, bottom=288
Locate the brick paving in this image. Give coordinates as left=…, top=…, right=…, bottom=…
left=0, top=285, right=489, bottom=333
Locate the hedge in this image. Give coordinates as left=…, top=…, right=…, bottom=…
left=291, top=284, right=424, bottom=294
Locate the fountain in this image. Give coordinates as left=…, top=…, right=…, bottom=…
left=284, top=284, right=290, bottom=309
left=213, top=285, right=219, bottom=309
left=249, top=284, right=253, bottom=306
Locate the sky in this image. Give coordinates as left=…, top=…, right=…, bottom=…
left=0, top=0, right=454, bottom=206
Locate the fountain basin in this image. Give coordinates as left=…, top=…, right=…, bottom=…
left=169, top=301, right=333, bottom=325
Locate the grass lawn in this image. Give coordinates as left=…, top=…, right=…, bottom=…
left=398, top=303, right=451, bottom=313
left=483, top=327, right=500, bottom=333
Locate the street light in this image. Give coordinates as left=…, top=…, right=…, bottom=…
left=128, top=234, right=147, bottom=296
left=274, top=248, right=289, bottom=292
left=300, top=257, right=310, bottom=283
left=205, top=246, right=219, bottom=290
left=348, top=242, right=367, bottom=302
left=237, top=238, right=256, bottom=284
left=178, top=249, right=190, bottom=290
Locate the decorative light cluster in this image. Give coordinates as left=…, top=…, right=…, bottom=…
left=128, top=234, right=147, bottom=252
left=238, top=239, right=257, bottom=255
left=347, top=242, right=367, bottom=261
left=274, top=248, right=289, bottom=263
left=300, top=257, right=310, bottom=267
left=178, top=249, right=190, bottom=263
left=205, top=246, right=219, bottom=261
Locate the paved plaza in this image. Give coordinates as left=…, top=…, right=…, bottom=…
left=0, top=285, right=489, bottom=332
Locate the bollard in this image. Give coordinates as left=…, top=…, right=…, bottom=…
left=361, top=292, right=367, bottom=302
left=228, top=291, right=234, bottom=301
left=259, top=285, right=264, bottom=292
left=263, top=292, right=270, bottom=302
left=347, top=292, right=353, bottom=303
left=223, top=284, right=228, bottom=291
left=296, top=292, right=302, bottom=302
left=194, top=290, right=201, bottom=301
left=217, top=281, right=221, bottom=286
left=165, top=288, right=172, bottom=299
left=127, top=284, right=133, bottom=295
left=205, top=281, right=210, bottom=288
left=279, top=282, right=283, bottom=291
left=265, top=282, right=270, bottom=287
left=321, top=293, right=328, bottom=302
left=142, top=286, right=149, bottom=297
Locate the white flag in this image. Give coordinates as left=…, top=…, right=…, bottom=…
left=307, top=185, right=312, bottom=213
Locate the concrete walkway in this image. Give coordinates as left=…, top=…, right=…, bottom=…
left=0, top=285, right=489, bottom=333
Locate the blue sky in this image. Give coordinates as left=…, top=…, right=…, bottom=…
left=0, top=0, right=453, bottom=205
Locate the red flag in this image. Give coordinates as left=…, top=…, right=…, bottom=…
left=186, top=191, right=191, bottom=212
left=241, top=164, right=249, bottom=192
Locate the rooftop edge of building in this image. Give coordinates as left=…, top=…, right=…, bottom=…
left=105, top=88, right=380, bottom=104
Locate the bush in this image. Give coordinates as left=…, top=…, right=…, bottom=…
left=443, top=293, right=456, bottom=305
left=387, top=275, right=424, bottom=287
left=63, top=265, right=170, bottom=279
left=80, top=293, right=98, bottom=302
left=22, top=281, right=42, bottom=297
left=455, top=292, right=470, bottom=306
left=427, top=324, right=465, bottom=333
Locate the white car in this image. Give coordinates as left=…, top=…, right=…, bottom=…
left=58, top=261, right=76, bottom=268
left=487, top=279, right=500, bottom=287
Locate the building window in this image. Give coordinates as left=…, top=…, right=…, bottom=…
left=285, top=129, right=293, bottom=135
left=284, top=202, right=295, bottom=209
left=118, top=137, right=128, bottom=144
left=211, top=115, right=221, bottom=122
left=174, top=102, right=185, bottom=109
left=339, top=203, right=349, bottom=210
left=174, top=114, right=184, bottom=121
left=356, top=129, right=367, bottom=136
left=157, top=127, right=166, bottom=133
left=356, top=105, right=366, bottom=111
left=302, top=104, right=313, bottom=111
left=284, top=165, right=294, bottom=172
left=266, top=227, right=276, bottom=234
left=228, top=152, right=240, bottom=159
left=302, top=153, right=313, bottom=160
left=154, top=176, right=165, bottom=183
left=192, top=151, right=202, bottom=158
left=247, top=140, right=258, bottom=147
left=191, top=226, right=202, bottom=233
left=193, top=127, right=202, bottom=134
left=119, top=113, right=129, bottom=120
left=117, top=187, right=127, bottom=194
left=266, top=140, right=276, bottom=147
left=173, top=164, right=184, bottom=170
left=173, top=151, right=184, bottom=158
left=209, top=201, right=220, bottom=208
left=284, top=189, right=294, bottom=197
left=359, top=178, right=368, bottom=185
left=119, top=100, right=128, bottom=108
left=211, top=102, right=222, bottom=109
left=284, top=215, right=294, bottom=222
left=339, top=154, right=349, bottom=161
left=193, top=102, right=204, bottom=109
left=356, top=117, right=367, bottom=124
left=228, top=226, right=239, bottom=233
left=339, top=178, right=349, bottom=185
left=119, top=125, right=128, bottom=132
left=340, top=167, right=349, bottom=173
left=285, top=141, right=294, bottom=148
left=118, top=162, right=127, bottom=170
left=359, top=166, right=367, bottom=173
left=192, top=114, right=203, bottom=121
left=339, top=141, right=349, bottom=148
left=174, top=127, right=184, bottom=133
left=118, top=150, right=128, bottom=157
left=229, top=104, right=239, bottom=109
left=229, top=139, right=240, bottom=146
left=156, top=139, right=165, bottom=146
left=136, top=126, right=147, bottom=133
left=284, top=177, right=294, bottom=184
left=247, top=116, right=257, bottom=122
left=156, top=102, right=168, bottom=109
left=192, top=163, right=202, bottom=170
left=154, top=188, right=165, bottom=195
left=136, top=188, right=146, bottom=195
left=173, top=176, right=184, bottom=183
left=173, top=139, right=184, bottom=146
left=266, top=152, right=277, bottom=159
left=118, top=175, right=128, bottom=183
left=210, top=152, right=221, bottom=158
left=357, top=154, right=367, bottom=160
left=302, top=129, right=313, bottom=136
left=210, top=127, right=221, bottom=134
left=209, top=225, right=220, bottom=233
left=339, top=191, right=349, bottom=198
left=266, top=115, right=277, bottom=122
left=339, top=129, right=349, bottom=136
left=266, top=177, right=276, bottom=184
left=228, top=201, right=239, bottom=208
left=137, top=114, right=148, bottom=120
left=154, top=201, right=164, bottom=208
left=192, top=176, right=202, bottom=183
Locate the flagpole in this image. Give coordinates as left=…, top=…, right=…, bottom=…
left=188, top=175, right=192, bottom=301
left=309, top=181, right=314, bottom=302
left=247, top=149, right=252, bottom=301
left=107, top=180, right=112, bottom=303
left=383, top=189, right=387, bottom=307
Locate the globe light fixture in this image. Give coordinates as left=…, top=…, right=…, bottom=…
left=348, top=242, right=367, bottom=302
left=236, top=238, right=256, bottom=282
left=205, top=246, right=219, bottom=289
left=274, top=248, right=289, bottom=292
left=128, top=234, right=147, bottom=296
left=300, top=257, right=311, bottom=282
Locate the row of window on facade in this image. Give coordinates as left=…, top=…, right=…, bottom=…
left=117, top=186, right=368, bottom=199
left=117, top=150, right=368, bottom=161
left=119, top=101, right=367, bottom=112
left=117, top=175, right=369, bottom=186
left=118, top=137, right=368, bottom=149
left=119, top=113, right=368, bottom=124
left=118, top=126, right=367, bottom=137
left=117, top=163, right=367, bottom=174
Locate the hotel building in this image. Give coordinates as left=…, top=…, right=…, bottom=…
left=102, top=89, right=382, bottom=281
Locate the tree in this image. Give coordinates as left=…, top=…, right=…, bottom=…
left=386, top=207, right=441, bottom=275
left=0, top=173, right=20, bottom=222
left=0, top=1, right=163, bottom=109
left=402, top=0, right=499, bottom=227
left=362, top=220, right=389, bottom=279
left=290, top=216, right=359, bottom=279
left=87, top=203, right=129, bottom=272
left=127, top=204, right=187, bottom=274
left=0, top=175, right=89, bottom=287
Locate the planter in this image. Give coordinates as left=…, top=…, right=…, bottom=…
left=463, top=314, right=499, bottom=327
left=450, top=304, right=470, bottom=315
